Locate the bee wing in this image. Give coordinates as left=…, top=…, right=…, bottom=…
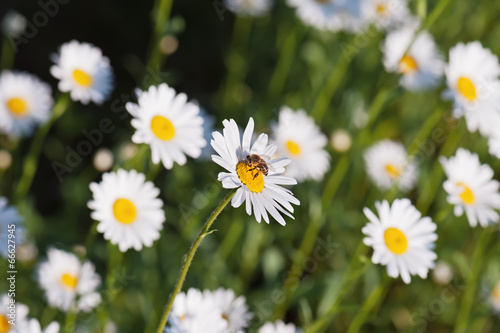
left=260, top=154, right=272, bottom=161
left=260, top=155, right=278, bottom=172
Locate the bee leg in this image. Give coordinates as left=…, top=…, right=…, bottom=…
left=253, top=172, right=259, bottom=180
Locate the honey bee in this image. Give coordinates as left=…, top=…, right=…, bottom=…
left=245, top=154, right=270, bottom=179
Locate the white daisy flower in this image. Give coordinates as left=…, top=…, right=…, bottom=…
left=0, top=294, right=29, bottom=333
left=168, top=288, right=228, bottom=333
left=37, top=248, right=101, bottom=312
left=258, top=320, right=301, bottom=333
left=362, top=199, right=438, bottom=284
left=286, top=0, right=364, bottom=33
left=18, top=319, right=59, bottom=333
left=360, top=0, right=410, bottom=30
left=490, top=281, right=500, bottom=313
left=50, top=40, right=114, bottom=105
left=0, top=71, right=53, bottom=137
left=225, top=0, right=273, bottom=16
left=0, top=197, right=25, bottom=259
left=440, top=148, right=500, bottom=227
left=211, top=117, right=300, bottom=225
left=204, top=288, right=252, bottom=332
left=381, top=21, right=444, bottom=90
left=126, top=83, right=206, bottom=170
left=443, top=41, right=500, bottom=137
left=271, top=106, right=330, bottom=182
left=88, top=169, right=165, bottom=252
left=364, top=140, right=417, bottom=192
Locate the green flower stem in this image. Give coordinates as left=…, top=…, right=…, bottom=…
left=346, top=276, right=391, bottom=333
left=454, top=227, right=494, bottom=333
left=416, top=121, right=463, bottom=214
left=267, top=24, right=304, bottom=99
left=416, top=0, right=428, bottom=20
left=310, top=35, right=359, bottom=123
left=222, top=16, right=253, bottom=110
left=407, top=106, right=446, bottom=156
left=13, top=94, right=70, bottom=203
left=105, top=244, right=124, bottom=291
left=210, top=217, right=245, bottom=278
left=85, top=222, right=98, bottom=254
left=1, top=36, right=15, bottom=70
left=63, top=305, right=77, bottom=333
left=40, top=306, right=58, bottom=328
left=156, top=189, right=236, bottom=333
left=147, top=0, right=173, bottom=71
left=272, top=155, right=350, bottom=319
left=305, top=243, right=370, bottom=333
left=420, top=0, right=453, bottom=32
left=120, top=144, right=149, bottom=171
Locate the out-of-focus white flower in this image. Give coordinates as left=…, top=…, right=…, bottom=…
left=258, top=320, right=301, bottom=333
left=490, top=281, right=500, bottom=313
left=381, top=21, right=444, bottom=90
left=225, top=0, right=274, bottom=17
left=440, top=148, right=500, bottom=227
left=360, top=0, right=411, bottom=30
left=18, top=318, right=60, bottom=333
left=0, top=71, right=53, bottom=137
left=286, top=0, right=364, bottom=33
left=0, top=294, right=29, bottom=332
left=364, top=140, right=418, bottom=192
left=50, top=40, right=114, bottom=105
left=443, top=41, right=500, bottom=137
left=37, top=248, right=101, bottom=312
left=271, top=106, right=330, bottom=182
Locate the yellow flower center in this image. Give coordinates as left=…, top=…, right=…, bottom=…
left=113, top=198, right=137, bottom=224
left=151, top=115, right=176, bottom=141
left=6, top=97, right=27, bottom=116
left=376, top=4, right=387, bottom=15
left=385, top=164, right=401, bottom=179
left=457, top=182, right=475, bottom=205
left=222, top=313, right=229, bottom=321
left=286, top=140, right=301, bottom=156
left=457, top=77, right=476, bottom=101
left=399, top=54, right=418, bottom=74
left=236, top=161, right=265, bottom=193
left=492, top=284, right=500, bottom=301
left=61, top=273, right=78, bottom=290
left=384, top=227, right=408, bottom=255
left=72, top=69, right=93, bottom=87
left=314, top=0, right=329, bottom=3
left=180, top=314, right=186, bottom=322
left=0, top=315, right=10, bottom=333
left=0, top=314, right=10, bottom=333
